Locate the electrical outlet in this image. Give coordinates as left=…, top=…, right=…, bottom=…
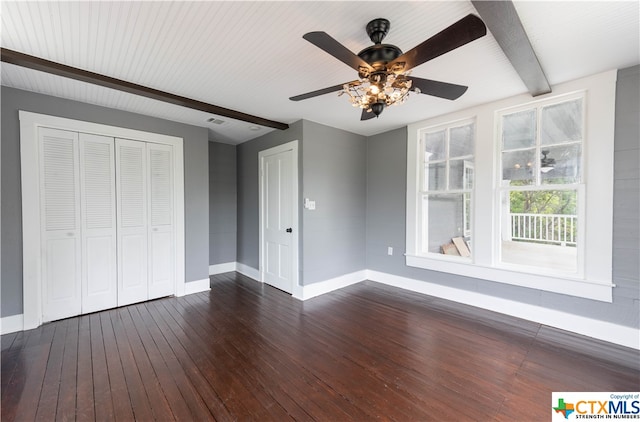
left=387, top=247, right=393, bottom=256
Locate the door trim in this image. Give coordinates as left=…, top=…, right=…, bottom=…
left=19, top=111, right=185, bottom=330
left=258, top=140, right=300, bottom=296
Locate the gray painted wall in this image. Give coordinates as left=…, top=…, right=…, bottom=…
left=366, top=66, right=640, bottom=329
left=301, top=120, right=367, bottom=285
left=209, top=142, right=237, bottom=265
left=235, top=119, right=367, bottom=286
left=1, top=87, right=209, bottom=317
left=301, top=120, right=366, bottom=284
left=236, top=120, right=303, bottom=271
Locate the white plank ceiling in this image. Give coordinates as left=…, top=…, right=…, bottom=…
left=2, top=1, right=639, bottom=144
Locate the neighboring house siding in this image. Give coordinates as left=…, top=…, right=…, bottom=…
left=0, top=87, right=210, bottom=318
left=365, top=66, right=640, bottom=329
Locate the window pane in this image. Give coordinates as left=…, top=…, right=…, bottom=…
left=450, top=159, right=472, bottom=190
left=541, top=99, right=582, bottom=145
left=426, top=163, right=446, bottom=191
left=423, top=193, right=470, bottom=255
left=541, top=144, right=581, bottom=184
left=450, top=123, right=474, bottom=157
left=424, top=130, right=445, bottom=161
left=502, top=110, right=536, bottom=150
left=501, top=189, right=577, bottom=272
left=502, top=149, right=536, bottom=185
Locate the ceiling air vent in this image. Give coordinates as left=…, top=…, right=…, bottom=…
left=206, top=117, right=225, bottom=125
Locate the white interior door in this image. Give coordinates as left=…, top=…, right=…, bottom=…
left=261, top=147, right=295, bottom=293
left=147, top=143, right=174, bottom=299
left=116, top=138, right=148, bottom=306
left=79, top=133, right=117, bottom=313
left=39, top=127, right=82, bottom=322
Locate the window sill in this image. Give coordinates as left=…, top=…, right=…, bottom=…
left=405, top=254, right=613, bottom=302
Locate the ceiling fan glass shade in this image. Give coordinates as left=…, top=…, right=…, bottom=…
left=342, top=73, right=413, bottom=113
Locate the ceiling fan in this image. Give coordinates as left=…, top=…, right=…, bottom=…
left=289, top=14, right=487, bottom=120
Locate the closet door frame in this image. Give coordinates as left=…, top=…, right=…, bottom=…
left=20, top=111, right=185, bottom=330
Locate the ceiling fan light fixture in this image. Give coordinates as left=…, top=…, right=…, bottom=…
left=341, top=73, right=413, bottom=115
left=540, top=150, right=556, bottom=173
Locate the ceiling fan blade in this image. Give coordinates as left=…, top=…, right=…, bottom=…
left=389, top=14, right=486, bottom=72
left=360, top=109, right=376, bottom=121
left=303, top=32, right=374, bottom=74
left=289, top=81, right=355, bottom=101
left=409, top=77, right=468, bottom=100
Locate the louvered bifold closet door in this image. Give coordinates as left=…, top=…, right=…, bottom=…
left=147, top=143, right=175, bottom=299
left=79, top=133, right=117, bottom=313
left=116, top=139, right=149, bottom=306
left=39, top=127, right=82, bottom=322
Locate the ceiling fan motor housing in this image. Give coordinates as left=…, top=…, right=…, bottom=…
left=366, top=18, right=391, bottom=44
left=358, top=18, right=403, bottom=77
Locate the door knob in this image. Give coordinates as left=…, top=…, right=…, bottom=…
left=286, top=228, right=293, bottom=233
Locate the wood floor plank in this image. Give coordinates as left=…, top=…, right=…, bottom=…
left=3, top=322, right=57, bottom=421
left=35, top=318, right=70, bottom=421
left=107, top=308, right=155, bottom=422
left=56, top=317, right=79, bottom=422
left=144, top=300, right=238, bottom=422
left=75, top=314, right=95, bottom=421
left=160, top=296, right=287, bottom=420
left=116, top=307, right=176, bottom=421
left=1, top=332, right=18, bottom=351
left=124, top=305, right=194, bottom=421
left=99, top=312, right=135, bottom=421
left=2, top=273, right=639, bottom=421
left=179, top=285, right=369, bottom=421
left=167, top=293, right=351, bottom=421
left=89, top=313, right=115, bottom=421
left=132, top=302, right=215, bottom=421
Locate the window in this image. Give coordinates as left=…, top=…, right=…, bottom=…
left=419, top=120, right=474, bottom=257
left=498, top=97, right=583, bottom=274
left=405, top=70, right=617, bottom=302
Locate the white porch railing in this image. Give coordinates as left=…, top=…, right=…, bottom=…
left=510, top=213, right=577, bottom=246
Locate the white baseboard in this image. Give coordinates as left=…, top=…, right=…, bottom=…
left=366, top=270, right=639, bottom=350
left=236, top=263, right=261, bottom=281
left=294, top=270, right=366, bottom=300
left=184, top=278, right=211, bottom=295
left=209, top=262, right=237, bottom=275
left=1, top=314, right=24, bottom=335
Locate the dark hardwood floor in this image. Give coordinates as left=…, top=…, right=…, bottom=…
left=2, top=272, right=639, bottom=421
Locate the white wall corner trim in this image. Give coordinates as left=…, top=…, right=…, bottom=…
left=366, top=270, right=639, bottom=350
left=183, top=278, right=211, bottom=296
left=294, top=270, right=367, bottom=301
left=1, top=314, right=24, bottom=335
left=236, top=263, right=261, bottom=281
left=209, top=262, right=237, bottom=275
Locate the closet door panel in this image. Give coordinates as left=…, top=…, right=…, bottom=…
left=39, top=127, right=82, bottom=322
left=116, top=138, right=148, bottom=306
left=79, top=133, right=117, bottom=313
left=148, top=144, right=174, bottom=299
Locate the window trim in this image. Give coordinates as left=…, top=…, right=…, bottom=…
left=406, top=70, right=617, bottom=302
left=418, top=118, right=476, bottom=258
left=496, top=93, right=586, bottom=278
